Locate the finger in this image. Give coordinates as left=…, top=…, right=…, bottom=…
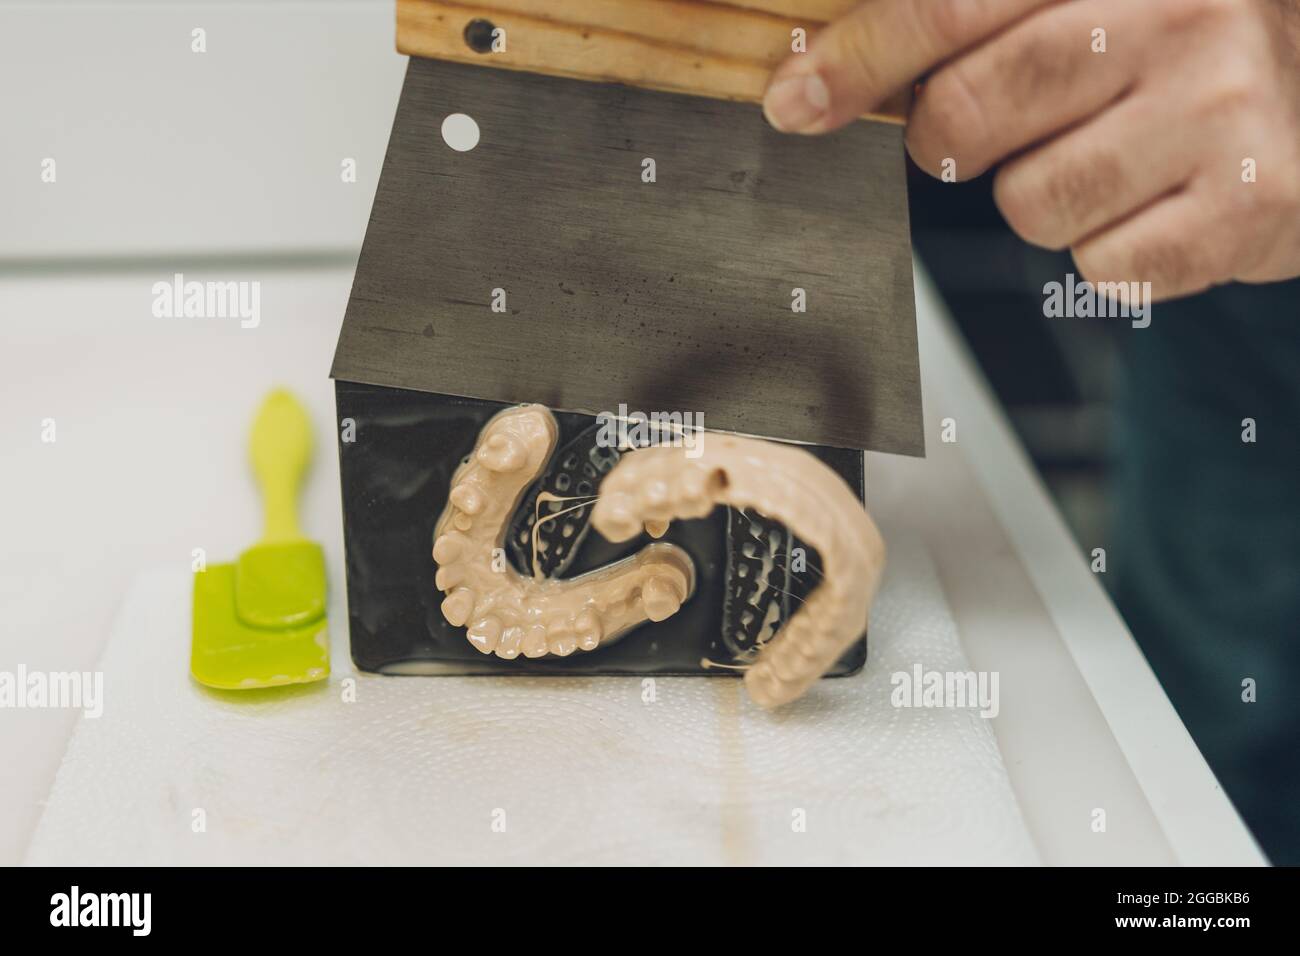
left=1071, top=190, right=1235, bottom=302
left=992, top=85, right=1200, bottom=249
left=907, top=0, right=1144, bottom=178
left=763, top=0, right=1061, bottom=134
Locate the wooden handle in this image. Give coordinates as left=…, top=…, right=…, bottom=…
left=395, top=0, right=909, bottom=123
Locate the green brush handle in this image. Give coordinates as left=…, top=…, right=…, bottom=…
left=250, top=389, right=313, bottom=544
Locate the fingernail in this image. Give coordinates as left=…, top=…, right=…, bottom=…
left=763, top=72, right=831, bottom=133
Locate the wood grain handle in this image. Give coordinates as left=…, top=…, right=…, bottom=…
left=395, top=0, right=909, bottom=123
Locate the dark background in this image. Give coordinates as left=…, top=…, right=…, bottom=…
left=909, top=165, right=1300, bottom=865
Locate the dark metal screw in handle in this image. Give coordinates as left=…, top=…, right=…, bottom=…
left=463, top=18, right=496, bottom=54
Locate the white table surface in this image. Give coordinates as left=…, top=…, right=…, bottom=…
left=0, top=0, right=1264, bottom=866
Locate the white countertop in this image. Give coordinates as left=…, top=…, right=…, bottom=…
left=0, top=0, right=1263, bottom=866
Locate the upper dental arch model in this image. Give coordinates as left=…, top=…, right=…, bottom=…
left=433, top=404, right=886, bottom=708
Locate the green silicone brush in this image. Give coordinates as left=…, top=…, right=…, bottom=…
left=190, top=389, right=329, bottom=690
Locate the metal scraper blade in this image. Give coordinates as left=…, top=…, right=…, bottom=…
left=333, top=56, right=923, bottom=456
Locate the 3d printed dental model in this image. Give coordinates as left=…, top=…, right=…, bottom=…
left=432, top=405, right=696, bottom=660
left=433, top=404, right=887, bottom=708
left=590, top=433, right=886, bottom=708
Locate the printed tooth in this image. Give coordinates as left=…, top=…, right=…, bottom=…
left=575, top=609, right=603, bottom=650
left=432, top=533, right=464, bottom=564
left=440, top=587, right=476, bottom=627
left=466, top=616, right=503, bottom=654
left=496, top=626, right=524, bottom=659
left=645, top=519, right=670, bottom=539
left=454, top=513, right=473, bottom=532
left=449, top=483, right=484, bottom=515
left=478, top=433, right=527, bottom=472
left=678, top=465, right=706, bottom=497
left=521, top=624, right=550, bottom=658
left=642, top=574, right=683, bottom=622
left=675, top=466, right=713, bottom=517
left=640, top=479, right=672, bottom=517
left=597, top=493, right=641, bottom=542
left=435, top=564, right=465, bottom=590
left=546, top=622, right=578, bottom=657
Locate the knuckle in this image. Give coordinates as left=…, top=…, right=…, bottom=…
left=995, top=149, right=1127, bottom=251
left=1201, top=57, right=1262, bottom=114
left=916, top=63, right=986, bottom=159
left=829, top=18, right=889, bottom=98
left=1159, top=0, right=1244, bottom=32
left=1075, top=231, right=1203, bottom=295
left=1201, top=0, right=1249, bottom=24
left=1042, top=153, right=1126, bottom=245
left=1131, top=237, right=1201, bottom=292
left=911, top=0, right=988, bottom=56
left=993, top=29, right=1076, bottom=113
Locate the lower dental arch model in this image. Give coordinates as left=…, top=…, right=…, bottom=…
left=433, top=404, right=886, bottom=708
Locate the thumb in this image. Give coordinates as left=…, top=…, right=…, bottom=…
left=762, top=0, right=1054, bottom=134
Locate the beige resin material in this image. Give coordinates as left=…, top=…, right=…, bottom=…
left=433, top=405, right=695, bottom=659
left=591, top=433, right=886, bottom=708
left=434, top=405, right=885, bottom=707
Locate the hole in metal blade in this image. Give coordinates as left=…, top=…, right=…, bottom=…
left=441, top=113, right=480, bottom=152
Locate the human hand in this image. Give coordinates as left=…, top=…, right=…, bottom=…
left=763, top=0, right=1300, bottom=300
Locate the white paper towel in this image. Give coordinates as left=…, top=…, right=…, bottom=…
left=24, top=533, right=1039, bottom=865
